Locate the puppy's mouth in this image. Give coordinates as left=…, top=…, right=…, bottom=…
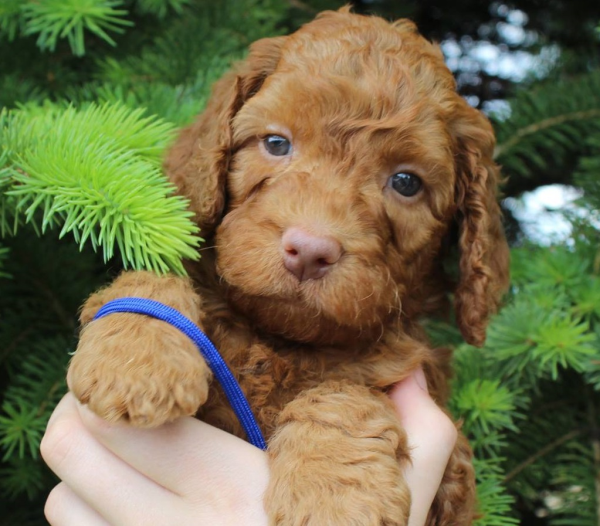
left=215, top=214, right=399, bottom=344
left=223, top=254, right=346, bottom=304
left=220, top=253, right=400, bottom=345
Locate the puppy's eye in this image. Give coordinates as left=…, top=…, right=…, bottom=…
left=263, top=135, right=292, bottom=156
left=391, top=172, right=422, bottom=197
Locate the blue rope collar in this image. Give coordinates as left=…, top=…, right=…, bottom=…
left=93, top=297, right=267, bottom=451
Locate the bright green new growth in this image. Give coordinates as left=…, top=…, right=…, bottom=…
left=1, top=102, right=201, bottom=274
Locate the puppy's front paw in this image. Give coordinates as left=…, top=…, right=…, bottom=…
left=265, top=383, right=411, bottom=526
left=267, top=474, right=410, bottom=526
left=68, top=314, right=212, bottom=427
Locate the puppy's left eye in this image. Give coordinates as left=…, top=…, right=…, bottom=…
left=263, top=135, right=292, bottom=156
left=390, top=172, right=422, bottom=197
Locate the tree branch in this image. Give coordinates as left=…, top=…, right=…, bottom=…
left=504, top=429, right=583, bottom=483
left=494, top=109, right=600, bottom=160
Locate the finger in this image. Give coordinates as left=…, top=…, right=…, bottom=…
left=389, top=369, right=457, bottom=457
left=389, top=369, right=458, bottom=526
left=75, top=398, right=270, bottom=501
left=45, top=483, right=110, bottom=526
left=42, top=393, right=180, bottom=525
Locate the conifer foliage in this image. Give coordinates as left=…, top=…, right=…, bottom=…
left=0, top=1, right=599, bottom=524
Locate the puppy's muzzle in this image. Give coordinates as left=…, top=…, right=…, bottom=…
left=281, top=227, right=342, bottom=282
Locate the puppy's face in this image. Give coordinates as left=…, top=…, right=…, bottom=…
left=215, top=18, right=461, bottom=345
left=167, top=10, right=508, bottom=347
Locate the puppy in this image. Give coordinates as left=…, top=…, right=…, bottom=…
left=69, top=7, right=509, bottom=525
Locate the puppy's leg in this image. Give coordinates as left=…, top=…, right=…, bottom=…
left=68, top=271, right=212, bottom=427
left=426, top=433, right=477, bottom=526
left=265, top=381, right=411, bottom=526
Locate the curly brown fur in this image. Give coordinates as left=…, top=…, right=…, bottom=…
left=69, top=7, right=509, bottom=525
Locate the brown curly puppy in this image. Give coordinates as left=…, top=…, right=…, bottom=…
left=69, top=7, right=509, bottom=525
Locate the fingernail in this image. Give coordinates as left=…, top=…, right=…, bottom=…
left=413, top=367, right=428, bottom=392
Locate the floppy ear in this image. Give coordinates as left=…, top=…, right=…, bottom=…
left=452, top=103, right=510, bottom=347
left=164, top=36, right=287, bottom=236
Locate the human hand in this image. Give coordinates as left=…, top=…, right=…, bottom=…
left=389, top=368, right=458, bottom=526
left=42, top=368, right=457, bottom=526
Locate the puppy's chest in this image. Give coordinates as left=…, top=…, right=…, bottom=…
left=199, top=334, right=365, bottom=440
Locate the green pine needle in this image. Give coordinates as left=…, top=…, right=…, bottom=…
left=9, top=101, right=177, bottom=165
left=532, top=314, right=597, bottom=379
left=469, top=458, right=520, bottom=526
left=486, top=294, right=597, bottom=384
left=475, top=477, right=519, bottom=526
left=546, top=442, right=598, bottom=526
left=135, top=0, right=189, bottom=18
left=0, top=456, right=47, bottom=501
left=0, top=0, right=24, bottom=41
left=453, top=379, right=520, bottom=437
left=575, top=132, right=600, bottom=211
left=494, top=72, right=600, bottom=179
left=0, top=109, right=22, bottom=236
left=0, top=245, right=9, bottom=278
left=583, top=329, right=600, bottom=390
left=510, top=245, right=591, bottom=290
left=89, top=70, right=221, bottom=126
left=485, top=298, right=547, bottom=381
left=2, top=338, right=69, bottom=413
left=0, top=402, right=46, bottom=461
left=22, top=0, right=133, bottom=56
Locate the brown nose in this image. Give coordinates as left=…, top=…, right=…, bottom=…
left=281, top=228, right=342, bottom=282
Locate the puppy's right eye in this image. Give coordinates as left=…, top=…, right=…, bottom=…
left=390, top=172, right=422, bottom=197
left=263, top=135, right=292, bottom=156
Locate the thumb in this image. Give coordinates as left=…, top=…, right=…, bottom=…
left=388, top=368, right=458, bottom=526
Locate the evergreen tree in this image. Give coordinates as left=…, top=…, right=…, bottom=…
left=0, top=1, right=599, bottom=524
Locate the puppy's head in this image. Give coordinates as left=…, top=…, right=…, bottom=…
left=165, top=8, right=509, bottom=347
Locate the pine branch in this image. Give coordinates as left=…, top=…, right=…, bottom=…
left=95, top=0, right=287, bottom=87
left=452, top=379, right=520, bottom=443
left=504, top=429, right=584, bottom=483
left=531, top=314, right=597, bottom=380
left=0, top=0, right=24, bottom=41
left=546, top=438, right=598, bottom=526
left=22, top=0, right=133, bottom=56
left=0, top=402, right=47, bottom=461
left=575, top=131, right=600, bottom=211
left=587, top=395, right=600, bottom=523
left=0, top=244, right=9, bottom=277
left=1, top=102, right=201, bottom=274
left=584, top=344, right=600, bottom=392
left=494, top=109, right=600, bottom=160
left=485, top=247, right=599, bottom=388
left=0, top=456, right=48, bottom=501
left=76, top=68, right=228, bottom=126
left=493, top=72, right=600, bottom=184
left=0, top=327, right=33, bottom=367
left=474, top=473, right=520, bottom=526
left=135, top=0, right=189, bottom=18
